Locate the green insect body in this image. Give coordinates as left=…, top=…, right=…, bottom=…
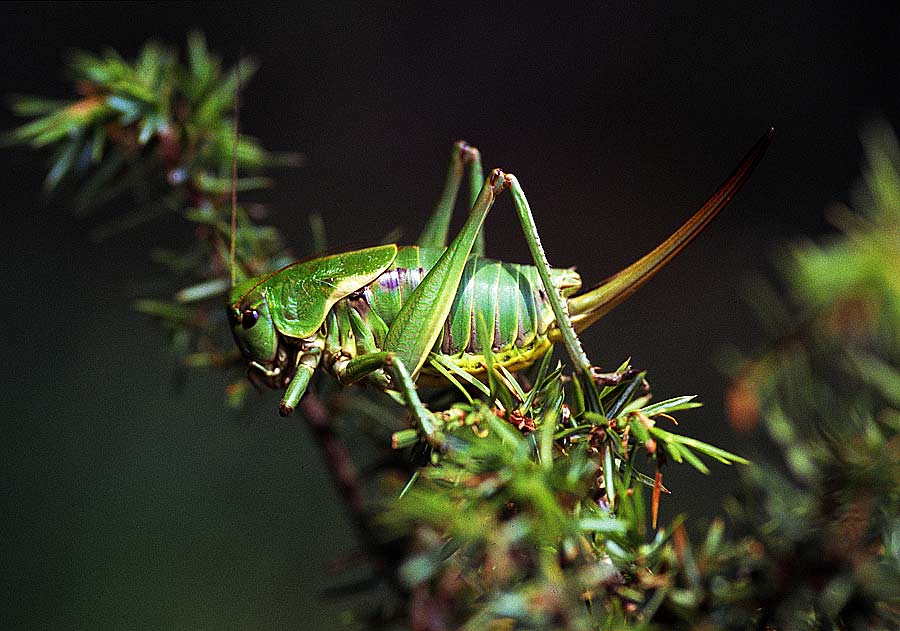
left=231, top=244, right=581, bottom=391
left=228, top=133, right=773, bottom=449
left=349, top=245, right=583, bottom=383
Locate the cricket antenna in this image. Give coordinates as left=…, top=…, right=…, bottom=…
left=229, top=54, right=242, bottom=288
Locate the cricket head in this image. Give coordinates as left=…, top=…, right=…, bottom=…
left=228, top=280, right=289, bottom=388
left=226, top=244, right=400, bottom=390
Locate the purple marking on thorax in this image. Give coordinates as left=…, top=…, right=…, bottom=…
left=377, top=267, right=426, bottom=294
left=379, top=270, right=401, bottom=291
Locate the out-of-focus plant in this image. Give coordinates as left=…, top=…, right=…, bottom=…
left=8, top=36, right=898, bottom=631
left=3, top=33, right=301, bottom=399
left=712, top=120, right=900, bottom=630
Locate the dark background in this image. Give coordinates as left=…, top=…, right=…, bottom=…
left=2, top=2, right=898, bottom=628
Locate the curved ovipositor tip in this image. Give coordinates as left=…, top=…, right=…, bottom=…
left=566, top=129, right=774, bottom=332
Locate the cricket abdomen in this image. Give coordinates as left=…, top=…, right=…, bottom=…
left=342, top=245, right=581, bottom=380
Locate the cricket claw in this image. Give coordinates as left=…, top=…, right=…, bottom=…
left=454, top=140, right=480, bottom=164
left=489, top=168, right=508, bottom=194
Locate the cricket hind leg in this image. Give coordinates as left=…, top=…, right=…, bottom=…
left=502, top=128, right=775, bottom=395
left=383, top=169, right=507, bottom=379
left=418, top=140, right=486, bottom=255
left=405, top=162, right=607, bottom=407
left=384, top=164, right=607, bottom=443
left=502, top=174, right=596, bottom=379
left=501, top=173, right=646, bottom=412
left=386, top=166, right=593, bottom=384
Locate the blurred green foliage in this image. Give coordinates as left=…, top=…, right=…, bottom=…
left=6, top=36, right=898, bottom=631
left=713, top=120, right=900, bottom=631
left=5, top=33, right=301, bottom=389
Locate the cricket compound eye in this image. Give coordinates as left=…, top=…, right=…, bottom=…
left=242, top=309, right=260, bottom=329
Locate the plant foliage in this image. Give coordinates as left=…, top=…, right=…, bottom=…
left=7, top=36, right=898, bottom=630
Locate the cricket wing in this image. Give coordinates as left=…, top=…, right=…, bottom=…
left=268, top=244, right=398, bottom=339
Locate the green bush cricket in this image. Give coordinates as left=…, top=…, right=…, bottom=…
left=228, top=132, right=772, bottom=450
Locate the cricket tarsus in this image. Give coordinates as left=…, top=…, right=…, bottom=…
left=228, top=131, right=772, bottom=448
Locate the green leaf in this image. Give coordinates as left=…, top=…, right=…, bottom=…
left=194, top=56, right=258, bottom=128
left=44, top=137, right=82, bottom=189
left=193, top=172, right=272, bottom=194
left=650, top=427, right=749, bottom=465
left=604, top=445, right=616, bottom=507
left=674, top=443, right=710, bottom=474
left=607, top=370, right=646, bottom=419
left=578, top=517, right=627, bottom=535
left=427, top=355, right=474, bottom=405
left=175, top=278, right=230, bottom=303
left=7, top=94, right=72, bottom=116
left=640, top=395, right=702, bottom=417
left=429, top=353, right=491, bottom=398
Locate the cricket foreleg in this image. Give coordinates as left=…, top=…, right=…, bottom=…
left=418, top=140, right=484, bottom=252
left=334, top=350, right=392, bottom=386
left=279, top=353, right=320, bottom=417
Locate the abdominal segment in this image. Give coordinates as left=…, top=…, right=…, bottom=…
left=342, top=245, right=580, bottom=380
